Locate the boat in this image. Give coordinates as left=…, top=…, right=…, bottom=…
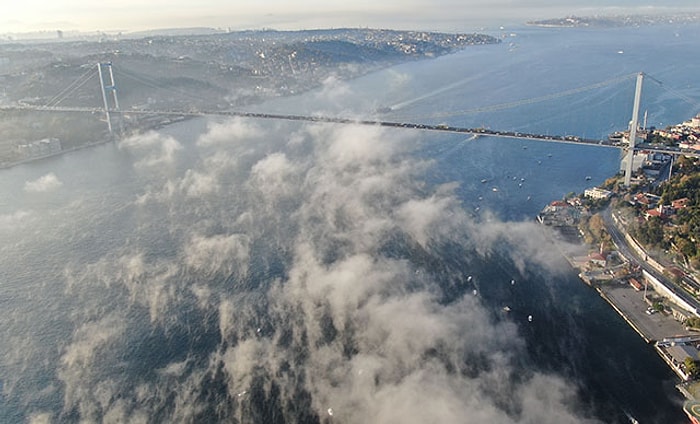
left=481, top=179, right=488, bottom=183
left=511, top=279, right=516, bottom=285
left=492, top=187, right=499, bottom=192
left=528, top=315, right=533, bottom=322
left=585, top=176, right=592, bottom=181
left=503, top=306, right=511, bottom=312
left=467, top=275, right=473, bottom=282
left=623, top=410, right=639, bottom=424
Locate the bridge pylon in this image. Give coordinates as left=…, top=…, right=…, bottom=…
left=623, top=72, right=644, bottom=187
left=97, top=62, right=121, bottom=138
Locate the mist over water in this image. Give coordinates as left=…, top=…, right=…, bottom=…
left=2, top=24, right=700, bottom=423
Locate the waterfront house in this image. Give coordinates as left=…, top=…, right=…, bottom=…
left=588, top=252, right=607, bottom=268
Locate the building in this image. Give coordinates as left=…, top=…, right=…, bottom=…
left=672, top=198, right=690, bottom=210
left=628, top=278, right=643, bottom=291
left=644, top=204, right=674, bottom=220
left=16, top=138, right=62, bottom=159
left=683, top=114, right=700, bottom=129
left=583, top=187, right=612, bottom=200
left=633, top=192, right=661, bottom=208
left=588, top=252, right=607, bottom=267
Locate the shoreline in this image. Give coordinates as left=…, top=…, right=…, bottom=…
left=0, top=114, right=195, bottom=170
left=593, top=284, right=654, bottom=344
left=548, top=206, right=700, bottom=413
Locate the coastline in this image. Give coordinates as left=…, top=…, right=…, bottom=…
left=544, top=199, right=700, bottom=416
left=0, top=114, right=194, bottom=170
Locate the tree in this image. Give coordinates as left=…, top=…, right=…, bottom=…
left=589, top=214, right=606, bottom=240
left=685, top=356, right=699, bottom=378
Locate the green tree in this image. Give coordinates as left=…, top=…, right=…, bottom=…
left=685, top=356, right=699, bottom=378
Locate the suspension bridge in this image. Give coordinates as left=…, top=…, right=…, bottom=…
left=2, top=62, right=699, bottom=182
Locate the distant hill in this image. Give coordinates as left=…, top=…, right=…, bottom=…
left=528, top=13, right=700, bottom=28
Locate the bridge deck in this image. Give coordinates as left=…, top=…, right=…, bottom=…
left=2, top=104, right=699, bottom=157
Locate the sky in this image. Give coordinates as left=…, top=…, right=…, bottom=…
left=2, top=0, right=699, bottom=34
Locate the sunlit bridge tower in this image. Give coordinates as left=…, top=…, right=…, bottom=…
left=623, top=72, right=644, bottom=187
left=97, top=62, right=121, bottom=137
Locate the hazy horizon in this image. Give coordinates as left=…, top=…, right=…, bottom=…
left=3, top=1, right=700, bottom=34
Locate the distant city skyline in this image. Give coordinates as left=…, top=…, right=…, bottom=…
left=2, top=1, right=699, bottom=33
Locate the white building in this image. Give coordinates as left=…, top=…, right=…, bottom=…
left=584, top=187, right=613, bottom=200
left=683, top=114, right=700, bottom=129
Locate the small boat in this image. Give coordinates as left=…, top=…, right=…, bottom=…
left=467, top=275, right=473, bottom=282
left=503, top=306, right=511, bottom=312
left=528, top=315, right=533, bottom=322
left=585, top=176, right=592, bottom=180
left=623, top=410, right=638, bottom=424
left=511, top=279, right=516, bottom=285
left=492, top=187, right=499, bottom=192
left=481, top=179, right=488, bottom=183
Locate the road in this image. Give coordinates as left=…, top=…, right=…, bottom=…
left=602, top=207, right=700, bottom=314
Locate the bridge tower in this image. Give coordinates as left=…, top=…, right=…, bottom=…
left=623, top=72, right=644, bottom=187
left=97, top=62, right=121, bottom=137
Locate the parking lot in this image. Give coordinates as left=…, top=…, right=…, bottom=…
left=600, top=282, right=695, bottom=342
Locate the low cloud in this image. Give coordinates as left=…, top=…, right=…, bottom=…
left=316, top=75, right=352, bottom=103
left=46, top=117, right=598, bottom=423
left=0, top=210, right=34, bottom=229
left=118, top=131, right=182, bottom=168
left=24, top=172, right=62, bottom=192
left=197, top=117, right=262, bottom=148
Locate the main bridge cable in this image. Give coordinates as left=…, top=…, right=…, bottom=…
left=644, top=72, right=700, bottom=110
left=391, top=72, right=638, bottom=121
left=44, top=65, right=98, bottom=108
left=111, top=66, right=214, bottom=105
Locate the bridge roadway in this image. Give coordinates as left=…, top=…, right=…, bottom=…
left=0, top=104, right=617, bottom=146
left=3, top=104, right=700, bottom=157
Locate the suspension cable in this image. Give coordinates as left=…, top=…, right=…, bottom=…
left=44, top=65, right=97, bottom=107
left=392, top=73, right=638, bottom=121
